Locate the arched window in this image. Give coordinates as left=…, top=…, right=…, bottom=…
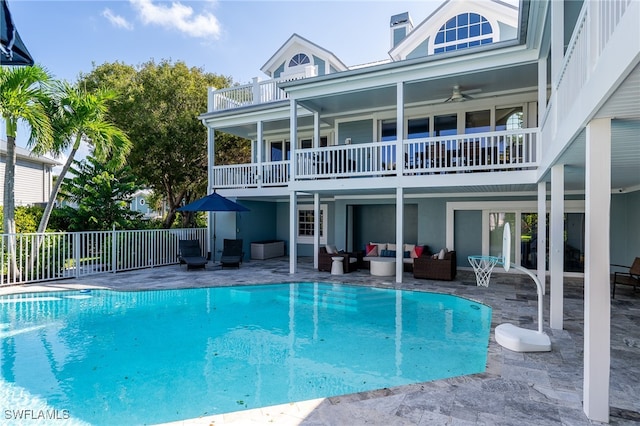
left=434, top=13, right=493, bottom=54
left=288, top=53, right=310, bottom=67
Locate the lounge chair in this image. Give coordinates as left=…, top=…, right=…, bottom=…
left=612, top=257, right=640, bottom=298
left=220, top=239, right=244, bottom=268
left=178, top=240, right=208, bottom=270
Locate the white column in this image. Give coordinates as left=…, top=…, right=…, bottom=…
left=551, top=0, right=564, bottom=86
left=538, top=57, right=547, bottom=125
left=313, top=111, right=320, bottom=148
left=550, top=0, right=563, bottom=130
left=313, top=193, right=320, bottom=270
left=396, top=82, right=404, bottom=177
left=537, top=181, right=547, bottom=295
left=290, top=99, right=298, bottom=181
left=289, top=191, right=297, bottom=274
left=256, top=121, right=263, bottom=187
left=550, top=164, right=564, bottom=329
left=208, top=128, right=215, bottom=258
left=396, top=187, right=404, bottom=282
left=583, top=118, right=611, bottom=422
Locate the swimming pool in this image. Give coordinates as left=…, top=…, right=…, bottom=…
left=0, top=283, right=491, bottom=425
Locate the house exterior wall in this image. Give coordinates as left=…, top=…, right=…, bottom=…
left=0, top=156, right=53, bottom=207
left=610, top=190, right=640, bottom=267
left=337, top=119, right=374, bottom=144
left=453, top=210, right=482, bottom=267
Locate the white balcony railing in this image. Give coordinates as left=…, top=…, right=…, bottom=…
left=211, top=129, right=538, bottom=188
left=0, top=228, right=207, bottom=286
left=209, top=78, right=290, bottom=112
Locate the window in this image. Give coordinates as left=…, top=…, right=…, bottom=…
left=408, top=118, right=430, bottom=139
left=271, top=141, right=290, bottom=161
left=496, top=107, right=524, bottom=131
left=297, top=205, right=327, bottom=244
left=289, top=53, right=310, bottom=67
left=380, top=119, right=396, bottom=141
left=434, top=114, right=457, bottom=136
left=465, top=110, right=491, bottom=134
left=434, top=13, right=493, bottom=54
left=300, top=136, right=328, bottom=148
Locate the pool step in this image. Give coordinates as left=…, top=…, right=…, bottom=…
left=277, top=285, right=392, bottom=312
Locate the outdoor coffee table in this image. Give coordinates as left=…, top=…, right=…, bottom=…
left=369, top=258, right=395, bottom=276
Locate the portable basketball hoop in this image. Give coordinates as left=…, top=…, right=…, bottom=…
left=494, top=223, right=551, bottom=352
left=468, top=255, right=499, bottom=287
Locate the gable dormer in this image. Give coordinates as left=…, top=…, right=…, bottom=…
left=389, top=0, right=519, bottom=61
left=261, top=33, right=349, bottom=80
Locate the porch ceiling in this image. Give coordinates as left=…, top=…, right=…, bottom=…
left=296, top=62, right=539, bottom=120
left=543, top=64, right=640, bottom=193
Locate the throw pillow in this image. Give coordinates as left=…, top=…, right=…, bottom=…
left=403, top=251, right=411, bottom=258
left=381, top=249, right=396, bottom=257
left=438, top=248, right=448, bottom=260
left=403, top=243, right=415, bottom=254
left=326, top=244, right=338, bottom=254
left=370, top=242, right=387, bottom=252
left=365, top=244, right=378, bottom=257
left=412, top=245, right=424, bottom=258
left=387, top=243, right=397, bottom=251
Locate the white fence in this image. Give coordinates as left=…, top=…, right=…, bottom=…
left=0, top=228, right=207, bottom=286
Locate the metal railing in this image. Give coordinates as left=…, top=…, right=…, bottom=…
left=0, top=228, right=207, bottom=286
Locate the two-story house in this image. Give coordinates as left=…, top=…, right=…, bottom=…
left=200, top=1, right=639, bottom=421
left=0, top=140, right=58, bottom=207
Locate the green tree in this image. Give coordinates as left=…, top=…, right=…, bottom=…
left=79, top=59, right=249, bottom=228
left=60, top=156, right=142, bottom=231
left=36, top=82, right=131, bottom=233
left=0, top=66, right=53, bottom=235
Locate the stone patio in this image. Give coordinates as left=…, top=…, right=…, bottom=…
left=2, top=257, right=639, bottom=425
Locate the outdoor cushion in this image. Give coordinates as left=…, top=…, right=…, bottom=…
left=412, top=245, right=425, bottom=258
left=438, top=248, right=449, bottom=260
left=365, top=244, right=378, bottom=257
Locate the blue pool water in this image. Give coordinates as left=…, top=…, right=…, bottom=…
left=0, top=283, right=491, bottom=425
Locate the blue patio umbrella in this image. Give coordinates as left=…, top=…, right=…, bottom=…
left=177, top=192, right=250, bottom=213
left=1, top=0, right=34, bottom=66
left=177, top=192, right=249, bottom=262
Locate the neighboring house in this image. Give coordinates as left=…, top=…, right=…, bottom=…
left=130, top=189, right=164, bottom=219
left=0, top=140, right=58, bottom=207
left=200, top=1, right=639, bottom=421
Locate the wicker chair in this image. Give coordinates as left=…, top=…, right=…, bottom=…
left=413, top=250, right=457, bottom=281
left=318, top=247, right=360, bottom=273
left=612, top=257, right=640, bottom=298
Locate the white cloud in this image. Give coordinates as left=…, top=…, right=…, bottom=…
left=102, top=8, right=134, bottom=30
left=130, top=0, right=221, bottom=39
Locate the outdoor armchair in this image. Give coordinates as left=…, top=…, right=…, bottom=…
left=220, top=239, right=244, bottom=268
left=612, top=257, right=640, bottom=298
left=413, top=250, right=457, bottom=281
left=318, top=247, right=360, bottom=273
left=178, top=240, right=208, bottom=270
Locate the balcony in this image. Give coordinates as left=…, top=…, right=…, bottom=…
left=211, top=128, right=538, bottom=189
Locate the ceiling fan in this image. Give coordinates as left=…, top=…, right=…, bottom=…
left=444, top=85, right=481, bottom=102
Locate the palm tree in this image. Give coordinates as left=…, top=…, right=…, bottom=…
left=0, top=65, right=53, bottom=233
left=0, top=65, right=53, bottom=278
left=36, top=82, right=131, bottom=233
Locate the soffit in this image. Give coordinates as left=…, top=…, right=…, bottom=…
left=298, top=61, right=538, bottom=119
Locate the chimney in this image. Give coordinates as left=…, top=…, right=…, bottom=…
left=390, top=12, right=413, bottom=49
